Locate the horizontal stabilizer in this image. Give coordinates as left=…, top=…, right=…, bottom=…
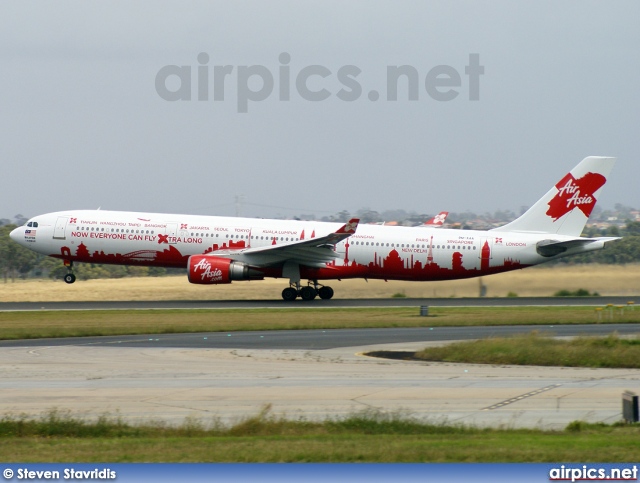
left=536, top=237, right=620, bottom=257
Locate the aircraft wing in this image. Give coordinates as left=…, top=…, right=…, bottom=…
left=209, top=218, right=360, bottom=267
left=536, top=237, right=620, bottom=257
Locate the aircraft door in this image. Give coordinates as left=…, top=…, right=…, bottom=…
left=53, top=217, right=69, bottom=240
left=165, top=223, right=178, bottom=244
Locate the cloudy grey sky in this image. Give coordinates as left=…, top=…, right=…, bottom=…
left=1, top=1, right=638, bottom=220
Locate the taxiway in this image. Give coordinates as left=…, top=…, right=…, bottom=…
left=1, top=324, right=639, bottom=429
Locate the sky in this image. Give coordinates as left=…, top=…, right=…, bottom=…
left=1, top=1, right=638, bottom=220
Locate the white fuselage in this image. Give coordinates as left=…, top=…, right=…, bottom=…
left=10, top=209, right=601, bottom=282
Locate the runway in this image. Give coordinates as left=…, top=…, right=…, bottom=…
left=2, top=324, right=640, bottom=429
left=0, top=295, right=636, bottom=311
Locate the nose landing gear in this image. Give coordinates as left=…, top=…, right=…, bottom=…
left=63, top=261, right=76, bottom=284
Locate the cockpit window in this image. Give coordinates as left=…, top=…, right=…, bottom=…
left=27, top=222, right=32, bottom=227
left=33, top=222, right=38, bottom=227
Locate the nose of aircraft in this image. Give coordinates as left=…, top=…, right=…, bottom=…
left=9, top=227, right=22, bottom=244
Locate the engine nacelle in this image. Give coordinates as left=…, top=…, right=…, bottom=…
left=187, top=256, right=263, bottom=285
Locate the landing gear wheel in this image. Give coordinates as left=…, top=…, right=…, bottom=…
left=299, top=286, right=317, bottom=301
left=282, top=287, right=298, bottom=301
left=64, top=273, right=76, bottom=284
left=318, top=286, right=334, bottom=300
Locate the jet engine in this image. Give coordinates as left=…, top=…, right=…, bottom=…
left=187, top=255, right=263, bottom=284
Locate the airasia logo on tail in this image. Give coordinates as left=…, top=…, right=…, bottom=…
left=546, top=172, right=606, bottom=221
left=432, top=213, right=446, bottom=224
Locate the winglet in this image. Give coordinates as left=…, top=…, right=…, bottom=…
left=336, top=218, right=359, bottom=234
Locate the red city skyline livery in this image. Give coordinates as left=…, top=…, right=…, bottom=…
left=10, top=156, right=619, bottom=300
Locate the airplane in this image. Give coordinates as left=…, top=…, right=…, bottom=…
left=422, top=211, right=448, bottom=227
left=10, top=156, right=618, bottom=301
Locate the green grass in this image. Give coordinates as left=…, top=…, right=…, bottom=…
left=0, top=306, right=639, bottom=340
left=408, top=332, right=640, bottom=368
left=1, top=408, right=639, bottom=462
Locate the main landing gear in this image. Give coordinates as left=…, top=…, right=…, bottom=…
left=63, top=261, right=76, bottom=284
left=281, top=280, right=334, bottom=301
